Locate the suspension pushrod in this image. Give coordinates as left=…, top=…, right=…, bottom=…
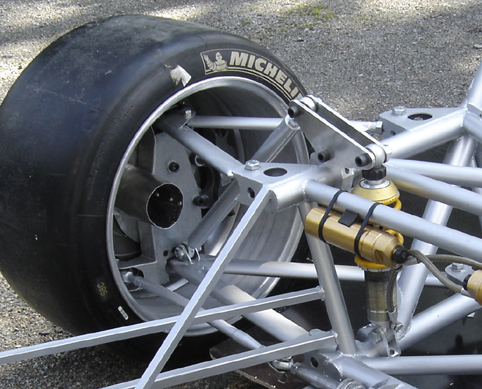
left=304, top=181, right=482, bottom=261
left=187, top=116, right=374, bottom=132
left=222, top=259, right=442, bottom=285
left=103, top=332, right=336, bottom=389
left=188, top=116, right=282, bottom=130
left=250, top=116, right=302, bottom=163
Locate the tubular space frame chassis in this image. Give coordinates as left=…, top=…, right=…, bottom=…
left=4, top=66, right=482, bottom=389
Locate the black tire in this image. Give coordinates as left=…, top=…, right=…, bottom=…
left=0, top=15, right=307, bottom=356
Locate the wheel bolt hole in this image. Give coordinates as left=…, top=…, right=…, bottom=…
left=247, top=187, right=256, bottom=199
left=317, top=151, right=331, bottom=163
left=168, top=161, right=180, bottom=173
left=193, top=194, right=210, bottom=208
left=310, top=357, right=319, bottom=368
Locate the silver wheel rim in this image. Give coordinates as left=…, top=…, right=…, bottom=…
left=106, top=76, right=308, bottom=335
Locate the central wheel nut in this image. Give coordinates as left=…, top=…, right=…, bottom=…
left=116, top=166, right=183, bottom=229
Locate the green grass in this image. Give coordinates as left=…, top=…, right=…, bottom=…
left=286, top=3, right=337, bottom=21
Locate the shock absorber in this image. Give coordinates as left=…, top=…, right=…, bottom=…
left=305, top=167, right=407, bottom=267
left=351, top=166, right=404, bottom=267
left=305, top=166, right=407, bottom=326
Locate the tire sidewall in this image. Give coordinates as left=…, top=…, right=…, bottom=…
left=0, top=16, right=307, bottom=342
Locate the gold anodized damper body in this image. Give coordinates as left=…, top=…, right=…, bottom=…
left=305, top=206, right=403, bottom=268
left=466, top=270, right=482, bottom=305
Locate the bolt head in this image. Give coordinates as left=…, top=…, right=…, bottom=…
left=392, top=106, right=406, bottom=116
left=245, top=159, right=260, bottom=171
left=174, top=246, right=187, bottom=260
left=451, top=262, right=464, bottom=272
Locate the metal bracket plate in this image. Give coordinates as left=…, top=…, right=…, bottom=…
left=290, top=96, right=387, bottom=169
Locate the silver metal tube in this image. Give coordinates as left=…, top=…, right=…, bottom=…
left=222, top=260, right=442, bottom=285
left=188, top=116, right=282, bottom=130
left=103, top=332, right=336, bottom=389
left=135, top=187, right=271, bottom=388
left=363, top=354, right=482, bottom=376
left=300, top=202, right=358, bottom=355
left=464, top=110, right=482, bottom=143
left=187, top=182, right=239, bottom=249
left=332, top=356, right=417, bottom=389
left=387, top=159, right=482, bottom=186
left=250, top=117, right=300, bottom=162
left=188, top=116, right=377, bottom=133
left=187, top=117, right=303, bottom=250
left=161, top=120, right=243, bottom=177
left=304, top=181, right=482, bottom=261
left=469, top=158, right=482, bottom=228
left=291, top=363, right=339, bottom=389
left=170, top=260, right=310, bottom=342
left=0, top=286, right=325, bottom=365
left=387, top=166, right=482, bottom=215
left=395, top=203, right=450, bottom=337
left=191, top=114, right=305, bottom=163
left=396, top=135, right=477, bottom=337
left=125, top=273, right=263, bottom=350
left=223, top=260, right=365, bottom=282
left=382, top=108, right=465, bottom=159
left=223, top=259, right=320, bottom=279
left=398, top=294, right=481, bottom=350
left=465, top=62, right=482, bottom=107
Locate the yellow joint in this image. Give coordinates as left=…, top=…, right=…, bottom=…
left=351, top=179, right=400, bottom=207
left=466, top=270, right=482, bottom=305
left=354, top=256, right=390, bottom=271
left=305, top=206, right=403, bottom=268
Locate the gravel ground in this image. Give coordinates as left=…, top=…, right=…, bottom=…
left=1, top=0, right=482, bottom=388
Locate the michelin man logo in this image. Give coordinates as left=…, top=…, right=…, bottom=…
left=201, top=49, right=303, bottom=100
left=202, top=52, right=228, bottom=72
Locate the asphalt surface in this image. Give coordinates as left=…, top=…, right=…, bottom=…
left=1, top=0, right=482, bottom=388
